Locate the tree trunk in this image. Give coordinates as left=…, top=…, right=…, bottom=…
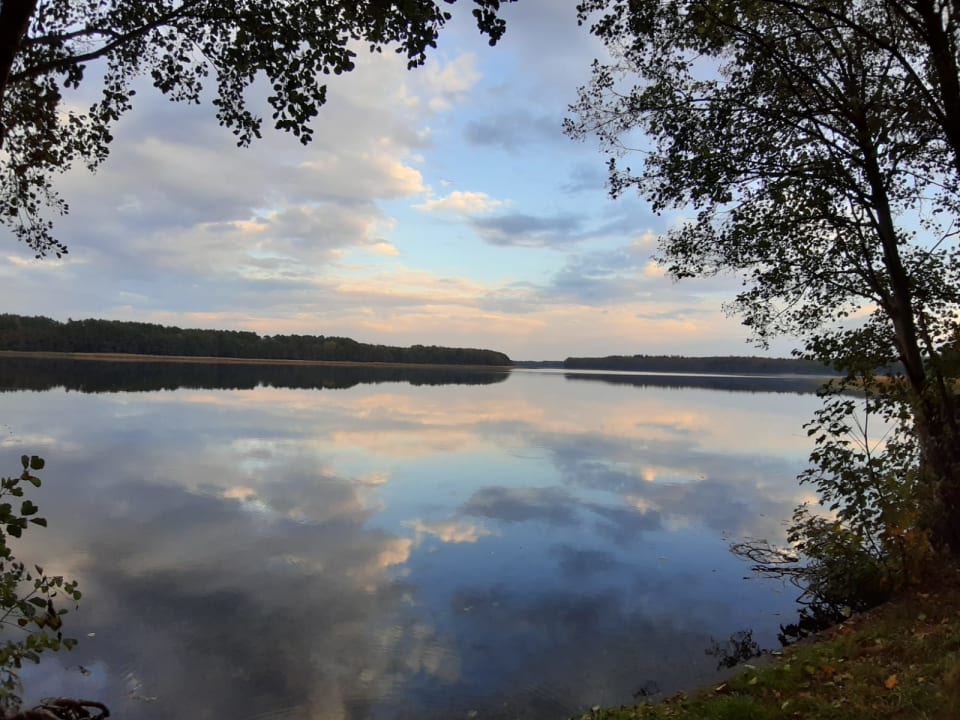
left=0, top=0, right=38, bottom=148
left=912, top=393, right=960, bottom=551
left=912, top=0, right=960, bottom=175
left=858, top=113, right=960, bottom=551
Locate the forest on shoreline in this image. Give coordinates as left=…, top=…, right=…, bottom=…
left=563, top=354, right=839, bottom=375
left=0, top=314, right=512, bottom=367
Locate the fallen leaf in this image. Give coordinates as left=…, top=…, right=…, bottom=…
left=884, top=674, right=898, bottom=689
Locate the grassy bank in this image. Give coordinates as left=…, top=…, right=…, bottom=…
left=580, top=567, right=960, bottom=720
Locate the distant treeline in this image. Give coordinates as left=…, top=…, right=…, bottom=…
left=563, top=354, right=838, bottom=375
left=0, top=314, right=512, bottom=366
left=0, top=357, right=509, bottom=393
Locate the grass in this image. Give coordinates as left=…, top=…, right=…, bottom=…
left=578, top=565, right=960, bottom=720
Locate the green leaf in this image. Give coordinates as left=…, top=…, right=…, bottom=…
left=20, top=501, right=38, bottom=516
left=20, top=456, right=28, bottom=470
left=29, top=456, right=44, bottom=471
left=29, top=518, right=47, bottom=527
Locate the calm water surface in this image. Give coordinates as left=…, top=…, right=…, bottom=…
left=0, top=360, right=826, bottom=719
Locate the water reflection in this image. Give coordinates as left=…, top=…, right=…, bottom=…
left=0, top=356, right=509, bottom=393
left=1, top=365, right=822, bottom=718
left=563, top=370, right=828, bottom=394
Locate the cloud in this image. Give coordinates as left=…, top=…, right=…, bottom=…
left=551, top=545, right=625, bottom=578
left=462, top=486, right=579, bottom=525
left=416, top=190, right=508, bottom=215
left=11, top=450, right=445, bottom=718
left=461, top=485, right=663, bottom=544
left=540, top=431, right=805, bottom=542
left=464, top=111, right=561, bottom=150
left=0, top=44, right=467, bottom=298
left=471, top=212, right=586, bottom=247
left=422, top=53, right=482, bottom=111
left=407, top=519, right=494, bottom=544
left=562, top=162, right=609, bottom=193
left=368, top=241, right=401, bottom=257
left=0, top=0, right=797, bottom=362
left=5, top=357, right=817, bottom=715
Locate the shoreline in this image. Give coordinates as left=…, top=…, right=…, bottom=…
left=0, top=350, right=515, bottom=372
left=582, top=565, right=960, bottom=719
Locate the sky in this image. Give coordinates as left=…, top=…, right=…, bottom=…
left=0, top=0, right=798, bottom=361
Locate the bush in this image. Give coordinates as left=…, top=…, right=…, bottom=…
left=0, top=455, right=82, bottom=715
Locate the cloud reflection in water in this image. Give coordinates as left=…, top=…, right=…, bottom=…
left=1, top=366, right=823, bottom=718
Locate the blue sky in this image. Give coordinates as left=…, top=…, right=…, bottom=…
left=0, top=0, right=794, bottom=360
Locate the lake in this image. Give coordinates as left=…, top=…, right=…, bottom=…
left=0, top=359, right=826, bottom=719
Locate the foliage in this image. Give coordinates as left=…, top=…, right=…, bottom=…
left=566, top=0, right=960, bottom=553
left=731, top=373, right=934, bottom=620
left=0, top=0, right=516, bottom=257
left=791, top=374, right=934, bottom=602
left=0, top=313, right=513, bottom=366
left=0, top=455, right=81, bottom=714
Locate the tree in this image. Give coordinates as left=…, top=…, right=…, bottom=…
left=0, top=455, right=91, bottom=717
left=566, top=0, right=960, bottom=550
left=0, top=0, right=515, bottom=257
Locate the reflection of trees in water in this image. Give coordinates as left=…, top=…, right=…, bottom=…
left=0, top=358, right=509, bottom=393
left=703, top=608, right=847, bottom=674
left=705, top=630, right=763, bottom=670
left=564, top=372, right=826, bottom=395
left=727, top=540, right=867, bottom=654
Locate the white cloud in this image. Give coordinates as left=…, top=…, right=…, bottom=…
left=0, top=0, right=784, bottom=360
left=422, top=54, right=481, bottom=111
left=415, top=190, right=508, bottom=215
left=369, top=242, right=401, bottom=257
left=642, top=260, right=666, bottom=278
left=407, top=519, right=494, bottom=544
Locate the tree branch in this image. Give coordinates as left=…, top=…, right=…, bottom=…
left=0, top=0, right=39, bottom=148
left=9, top=0, right=205, bottom=85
